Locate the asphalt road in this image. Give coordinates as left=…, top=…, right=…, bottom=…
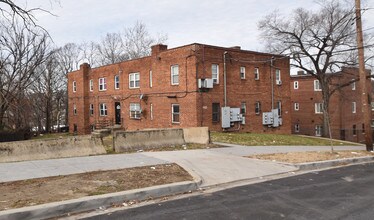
left=82, top=163, right=374, bottom=220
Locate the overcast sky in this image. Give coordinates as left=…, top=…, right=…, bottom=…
left=24, top=0, right=374, bottom=51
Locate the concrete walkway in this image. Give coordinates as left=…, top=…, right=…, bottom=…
left=0, top=144, right=366, bottom=185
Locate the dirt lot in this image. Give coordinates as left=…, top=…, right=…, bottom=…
left=0, top=163, right=192, bottom=211
left=248, top=151, right=374, bottom=163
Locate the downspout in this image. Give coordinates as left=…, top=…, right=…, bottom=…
left=223, top=51, right=228, bottom=107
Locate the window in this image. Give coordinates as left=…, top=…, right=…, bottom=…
left=212, top=103, right=220, bottom=122
left=129, top=73, right=140, bottom=88
left=99, top=78, right=107, bottom=91
left=371, top=102, right=374, bottom=111
left=73, top=104, right=77, bottom=115
left=149, top=70, right=153, bottom=88
left=89, top=79, right=93, bottom=92
left=362, top=123, right=365, bottom=134
left=240, top=67, right=245, bottom=79
left=254, top=68, right=259, bottom=80
left=314, top=80, right=321, bottom=91
left=89, top=104, right=94, bottom=116
left=294, top=81, right=299, bottom=89
left=315, top=103, right=323, bottom=114
left=130, top=103, right=141, bottom=119
left=353, top=124, right=357, bottom=136
left=212, top=64, right=219, bottom=84
left=275, top=69, right=281, bottom=84
left=352, top=102, right=356, bottom=113
left=295, top=124, right=300, bottom=133
left=352, top=81, right=356, bottom=90
left=255, top=101, right=261, bottom=115
left=99, top=103, right=107, bottom=116
left=241, top=102, right=246, bottom=114
left=277, top=101, right=282, bottom=116
left=150, top=103, right=153, bottom=120
left=171, top=65, right=179, bottom=85
left=315, top=125, right=322, bottom=136
left=294, top=103, right=300, bottom=111
left=172, top=104, right=180, bottom=123
left=114, top=75, right=120, bottom=89
left=73, top=81, right=77, bottom=92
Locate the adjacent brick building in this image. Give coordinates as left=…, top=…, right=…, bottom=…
left=68, top=43, right=291, bottom=135
left=290, top=67, right=372, bottom=143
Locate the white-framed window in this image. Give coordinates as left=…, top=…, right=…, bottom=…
left=89, top=104, right=94, bottom=116
left=275, top=69, right=281, bottom=85
left=150, top=103, right=153, bottom=120
left=254, top=67, right=259, bottom=80
left=171, top=65, right=179, bottom=85
left=73, top=81, right=77, bottom=92
left=294, top=103, right=300, bottom=111
left=315, top=125, right=322, bottom=136
left=295, top=124, right=300, bottom=133
left=73, top=104, right=77, bottom=115
left=241, top=102, right=246, bottom=114
left=277, top=101, right=282, bottom=116
left=99, top=78, right=107, bottom=91
left=89, top=79, right=93, bottom=92
left=212, top=64, right=219, bottom=84
left=294, top=81, right=299, bottom=89
left=129, top=72, right=140, bottom=88
left=255, top=101, right=261, bottom=115
left=149, top=70, right=153, bottom=88
left=314, top=80, right=322, bottom=91
left=315, top=103, right=323, bottom=114
left=240, top=66, right=246, bottom=79
left=352, top=81, right=356, bottom=90
left=172, top=104, right=180, bottom=123
left=99, top=103, right=107, bottom=116
left=114, top=75, right=120, bottom=89
left=352, top=102, right=356, bottom=113
left=130, top=103, right=141, bottom=119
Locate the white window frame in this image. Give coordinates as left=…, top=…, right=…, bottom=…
left=241, top=102, right=246, bottom=114
left=171, top=65, right=179, bottom=85
left=99, top=78, right=107, bottom=91
left=172, top=104, right=180, bottom=123
left=315, top=103, right=323, bottom=114
left=352, top=102, right=356, bottom=113
left=352, top=81, right=356, bottom=90
left=73, top=104, right=77, bottom=115
left=315, top=125, right=322, bottom=136
left=212, top=64, right=219, bottom=84
left=275, top=69, right=281, bottom=85
left=130, top=103, right=141, bottom=119
left=295, top=124, right=300, bottom=133
left=99, top=103, right=107, bottom=116
left=73, top=81, right=77, bottom=92
left=89, top=79, right=93, bottom=92
left=149, top=70, right=153, bottom=88
left=314, top=80, right=322, bottom=91
left=255, top=101, right=261, bottom=115
left=294, top=81, right=299, bottom=89
left=89, top=104, right=94, bottom=116
left=294, top=103, right=299, bottom=111
left=240, top=66, right=246, bottom=79
left=254, top=67, right=259, bottom=80
left=129, top=72, right=140, bottom=89
left=114, top=75, right=120, bottom=89
left=150, top=103, right=153, bottom=120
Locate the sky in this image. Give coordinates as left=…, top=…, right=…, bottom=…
left=16, top=0, right=374, bottom=52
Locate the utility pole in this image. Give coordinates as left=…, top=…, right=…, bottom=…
left=355, top=0, right=373, bottom=151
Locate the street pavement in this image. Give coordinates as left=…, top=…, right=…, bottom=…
left=82, top=162, right=374, bottom=220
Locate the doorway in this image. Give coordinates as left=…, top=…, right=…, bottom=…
left=115, top=102, right=121, bottom=125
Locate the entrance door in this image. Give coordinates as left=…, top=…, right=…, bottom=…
left=115, top=102, right=121, bottom=125
left=340, top=129, right=345, bottom=140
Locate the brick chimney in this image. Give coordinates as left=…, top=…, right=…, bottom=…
left=151, top=44, right=168, bottom=56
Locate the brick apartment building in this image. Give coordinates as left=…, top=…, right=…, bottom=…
left=290, top=67, right=372, bottom=143
left=68, top=43, right=291, bottom=135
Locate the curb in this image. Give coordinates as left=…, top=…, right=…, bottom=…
left=296, top=156, right=374, bottom=171
left=0, top=180, right=201, bottom=220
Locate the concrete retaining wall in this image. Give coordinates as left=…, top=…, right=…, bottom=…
left=114, top=127, right=210, bottom=152
left=0, top=136, right=106, bottom=163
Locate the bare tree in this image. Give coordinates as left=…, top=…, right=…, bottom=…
left=258, top=0, right=372, bottom=138
left=96, top=32, right=127, bottom=65
left=0, top=19, right=51, bottom=130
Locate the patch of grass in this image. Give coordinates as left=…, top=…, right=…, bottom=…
left=210, top=132, right=359, bottom=146
left=31, top=132, right=72, bottom=140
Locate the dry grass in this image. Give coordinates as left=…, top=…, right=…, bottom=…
left=248, top=151, right=374, bottom=163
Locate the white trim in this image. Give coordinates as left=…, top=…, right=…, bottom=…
left=99, top=78, right=107, bottom=91
left=294, top=103, right=299, bottom=111
left=99, top=103, right=107, bottom=116
left=114, top=75, right=120, bottom=90
left=240, top=66, right=246, bottom=79
left=293, top=81, right=299, bottom=89
left=352, top=102, right=356, bottom=113
left=149, top=70, right=153, bottom=88
left=254, top=67, right=259, bottom=80
left=73, top=81, right=77, bottom=92
left=89, top=79, right=93, bottom=92
left=314, top=80, right=322, bottom=91
left=129, top=72, right=140, bottom=89
left=212, top=64, right=219, bottom=84
left=315, top=103, right=323, bottom=114
left=171, top=65, right=179, bottom=85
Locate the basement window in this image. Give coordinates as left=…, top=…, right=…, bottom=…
left=172, top=104, right=180, bottom=123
